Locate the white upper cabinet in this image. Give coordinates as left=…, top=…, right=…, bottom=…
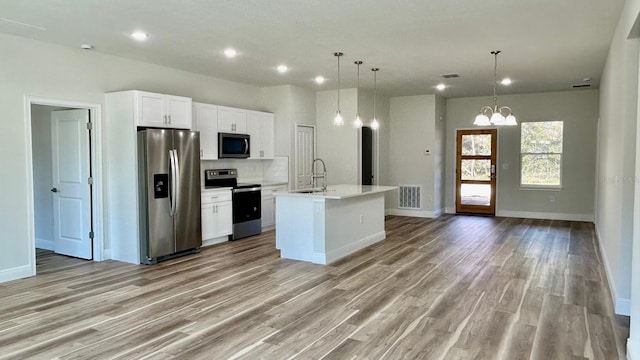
left=218, top=106, right=247, bottom=133
left=193, top=102, right=219, bottom=160
left=135, top=91, right=192, bottom=129
left=246, top=111, right=275, bottom=159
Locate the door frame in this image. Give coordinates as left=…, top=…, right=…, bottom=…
left=24, top=96, right=105, bottom=275
left=453, top=127, right=499, bottom=215
left=294, top=123, right=317, bottom=190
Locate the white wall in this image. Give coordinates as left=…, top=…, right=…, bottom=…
left=598, top=0, right=640, bottom=323
left=388, top=95, right=442, bottom=216
left=0, top=32, right=265, bottom=281
left=316, top=88, right=359, bottom=185
left=599, top=0, right=640, bottom=355
left=434, top=95, right=447, bottom=213
left=260, top=85, right=316, bottom=187
left=445, top=90, right=599, bottom=221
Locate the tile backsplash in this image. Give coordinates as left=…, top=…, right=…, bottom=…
left=201, top=156, right=289, bottom=184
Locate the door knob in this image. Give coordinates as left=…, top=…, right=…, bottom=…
left=50, top=188, right=59, bottom=193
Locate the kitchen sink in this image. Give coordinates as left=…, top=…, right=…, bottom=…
left=290, top=188, right=334, bottom=194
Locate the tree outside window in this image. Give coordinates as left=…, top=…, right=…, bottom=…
left=520, top=121, right=563, bottom=187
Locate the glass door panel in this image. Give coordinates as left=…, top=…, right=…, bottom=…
left=456, top=129, right=497, bottom=215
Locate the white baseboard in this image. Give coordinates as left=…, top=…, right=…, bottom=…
left=386, top=209, right=441, bottom=218
left=313, top=231, right=386, bottom=265
left=0, top=264, right=34, bottom=283
left=202, top=236, right=229, bottom=247
left=445, top=207, right=455, bottom=214
left=496, top=210, right=594, bottom=222
left=628, top=338, right=636, bottom=360
left=594, top=224, right=631, bottom=316
left=35, top=238, right=53, bottom=250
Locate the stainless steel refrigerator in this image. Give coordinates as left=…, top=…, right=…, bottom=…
left=137, top=129, right=202, bottom=264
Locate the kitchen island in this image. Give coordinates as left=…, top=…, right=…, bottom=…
left=275, top=184, right=398, bottom=265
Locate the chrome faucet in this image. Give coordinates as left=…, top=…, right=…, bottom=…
left=311, top=158, right=328, bottom=191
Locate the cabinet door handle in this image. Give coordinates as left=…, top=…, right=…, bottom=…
left=200, top=149, right=203, bottom=158
left=232, top=123, right=236, bottom=132
left=215, top=205, right=218, bottom=213
left=163, top=115, right=167, bottom=124
left=168, top=114, right=171, bottom=124
left=260, top=150, right=264, bottom=158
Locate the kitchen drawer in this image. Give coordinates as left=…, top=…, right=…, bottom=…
left=201, top=189, right=232, bottom=204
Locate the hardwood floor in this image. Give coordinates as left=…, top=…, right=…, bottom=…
left=0, top=215, right=629, bottom=359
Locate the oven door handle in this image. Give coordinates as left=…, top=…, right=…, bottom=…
left=233, top=187, right=262, bottom=193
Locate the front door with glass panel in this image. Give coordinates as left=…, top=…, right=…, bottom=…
left=456, top=129, right=497, bottom=215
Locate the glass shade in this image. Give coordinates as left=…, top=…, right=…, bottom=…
left=334, top=111, right=344, bottom=126
left=505, top=114, right=517, bottom=125
left=490, top=112, right=506, bottom=125
left=370, top=118, right=379, bottom=130
left=474, top=114, right=490, bottom=126
left=354, top=114, right=363, bottom=128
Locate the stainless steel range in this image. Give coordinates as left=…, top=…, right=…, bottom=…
left=204, top=169, right=261, bottom=240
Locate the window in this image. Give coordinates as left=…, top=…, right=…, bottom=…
left=520, top=121, right=563, bottom=187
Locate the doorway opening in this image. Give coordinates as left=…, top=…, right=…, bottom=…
left=455, top=128, right=497, bottom=215
left=26, top=97, right=105, bottom=276
left=359, top=126, right=378, bottom=185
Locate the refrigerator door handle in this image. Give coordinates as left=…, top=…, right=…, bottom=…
left=173, top=149, right=181, bottom=215
left=244, top=138, right=249, bottom=155
left=169, top=149, right=177, bottom=216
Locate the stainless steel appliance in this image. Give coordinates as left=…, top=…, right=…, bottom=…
left=138, top=129, right=202, bottom=264
left=218, top=133, right=250, bottom=158
left=204, top=169, right=261, bottom=240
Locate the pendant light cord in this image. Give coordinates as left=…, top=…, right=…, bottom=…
left=492, top=50, right=500, bottom=109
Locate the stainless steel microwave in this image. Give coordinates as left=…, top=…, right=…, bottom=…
left=218, top=133, right=250, bottom=158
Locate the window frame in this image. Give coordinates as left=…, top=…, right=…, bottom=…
left=519, top=121, right=563, bottom=189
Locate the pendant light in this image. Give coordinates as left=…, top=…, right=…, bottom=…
left=354, top=61, right=363, bottom=128
left=371, top=68, right=380, bottom=130
left=474, top=50, right=517, bottom=126
left=334, top=52, right=344, bottom=126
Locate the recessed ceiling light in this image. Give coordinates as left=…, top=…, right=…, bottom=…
left=130, top=31, right=149, bottom=41
left=80, top=44, right=94, bottom=51
left=277, top=65, right=288, bottom=73
left=315, top=76, right=326, bottom=84
left=436, top=83, right=446, bottom=91
left=224, top=48, right=237, bottom=58
left=501, top=78, right=512, bottom=86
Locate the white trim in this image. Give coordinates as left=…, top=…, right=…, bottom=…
left=35, top=238, right=53, bottom=251
left=496, top=210, right=594, bottom=222
left=313, top=231, right=385, bottom=265
left=595, top=224, right=631, bottom=316
left=202, top=236, right=229, bottom=247
left=628, top=338, right=635, bottom=360
left=24, top=97, right=106, bottom=279
left=445, top=207, right=455, bottom=214
left=386, top=209, right=441, bottom=218
left=0, top=265, right=34, bottom=283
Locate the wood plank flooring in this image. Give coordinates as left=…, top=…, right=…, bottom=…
left=0, top=215, right=629, bottom=359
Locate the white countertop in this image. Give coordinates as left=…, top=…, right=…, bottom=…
left=276, top=184, right=398, bottom=200
left=260, top=181, right=289, bottom=187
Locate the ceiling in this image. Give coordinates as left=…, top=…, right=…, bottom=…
left=0, top=0, right=625, bottom=98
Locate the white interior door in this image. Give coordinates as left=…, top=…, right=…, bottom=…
left=51, top=109, right=92, bottom=259
left=295, top=125, right=315, bottom=189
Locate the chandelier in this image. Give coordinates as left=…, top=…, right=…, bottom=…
left=474, top=50, right=517, bottom=126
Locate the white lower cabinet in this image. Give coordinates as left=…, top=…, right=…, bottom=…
left=261, top=185, right=287, bottom=230
left=201, top=189, right=232, bottom=245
